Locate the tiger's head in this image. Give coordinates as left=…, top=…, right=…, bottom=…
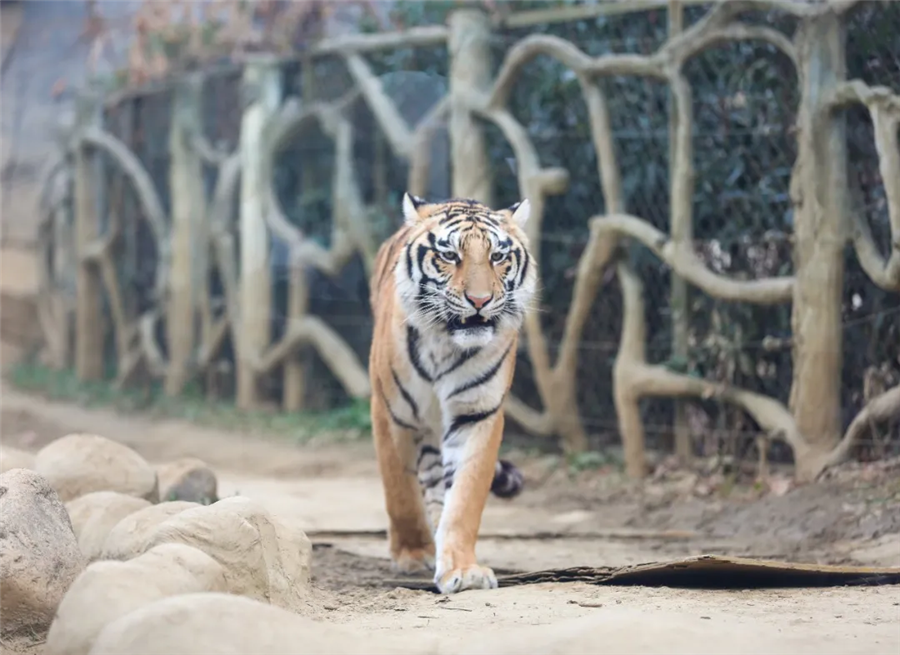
left=397, top=192, right=537, bottom=349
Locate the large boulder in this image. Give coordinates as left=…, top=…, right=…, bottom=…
left=65, top=492, right=152, bottom=561
left=0, top=445, right=35, bottom=473
left=34, top=433, right=158, bottom=503
left=139, top=496, right=312, bottom=611
left=101, top=501, right=200, bottom=561
left=0, top=468, right=84, bottom=642
left=156, top=457, right=218, bottom=504
left=45, top=543, right=227, bottom=655
left=88, top=593, right=433, bottom=655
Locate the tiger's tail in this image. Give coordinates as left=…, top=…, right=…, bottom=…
left=490, top=459, right=524, bottom=499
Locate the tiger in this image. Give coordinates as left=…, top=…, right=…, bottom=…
left=368, top=192, right=536, bottom=594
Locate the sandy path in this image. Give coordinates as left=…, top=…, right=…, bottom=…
left=2, top=383, right=899, bottom=654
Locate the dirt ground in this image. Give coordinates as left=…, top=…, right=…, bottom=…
left=2, top=381, right=899, bottom=654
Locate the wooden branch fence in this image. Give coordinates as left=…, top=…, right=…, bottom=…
left=35, top=0, right=900, bottom=483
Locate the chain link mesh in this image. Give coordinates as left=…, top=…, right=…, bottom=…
left=78, top=1, right=900, bottom=462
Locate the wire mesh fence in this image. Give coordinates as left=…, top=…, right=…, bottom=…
left=26, top=0, right=900, bottom=473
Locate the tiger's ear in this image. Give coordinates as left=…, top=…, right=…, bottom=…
left=507, top=199, right=531, bottom=228
left=402, top=192, right=428, bottom=226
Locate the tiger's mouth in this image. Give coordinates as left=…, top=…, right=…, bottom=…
left=447, top=314, right=497, bottom=333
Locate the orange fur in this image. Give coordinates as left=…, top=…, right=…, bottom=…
left=368, top=194, right=535, bottom=593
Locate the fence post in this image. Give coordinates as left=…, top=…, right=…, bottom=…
left=789, top=9, right=849, bottom=471
left=667, top=0, right=692, bottom=461
left=74, top=89, right=105, bottom=381
left=165, top=73, right=207, bottom=396
left=237, top=56, right=282, bottom=411
left=448, top=7, right=494, bottom=205
left=282, top=61, right=316, bottom=413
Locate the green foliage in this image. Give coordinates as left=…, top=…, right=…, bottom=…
left=566, top=449, right=621, bottom=474
left=9, top=361, right=372, bottom=444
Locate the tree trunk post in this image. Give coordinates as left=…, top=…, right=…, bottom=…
left=667, top=0, right=693, bottom=462
left=50, top=180, right=75, bottom=370
left=789, top=9, right=849, bottom=472
left=282, top=59, right=315, bottom=413
left=237, top=56, right=282, bottom=411
left=448, top=7, right=494, bottom=205
left=165, top=73, right=206, bottom=396
left=74, top=89, right=105, bottom=381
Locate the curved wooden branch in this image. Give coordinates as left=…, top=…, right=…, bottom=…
left=826, top=80, right=900, bottom=291
left=408, top=96, right=449, bottom=198
left=202, top=151, right=241, bottom=373
left=827, top=80, right=900, bottom=117
left=35, top=157, right=75, bottom=368
left=37, top=155, right=69, bottom=217
left=256, top=95, right=376, bottom=400
left=613, top=260, right=813, bottom=479
left=460, top=2, right=803, bottom=451
left=80, top=126, right=170, bottom=301
left=263, top=101, right=364, bottom=275
left=591, top=214, right=795, bottom=304
left=467, top=99, right=561, bottom=400
left=675, top=24, right=796, bottom=67
left=81, top=127, right=168, bottom=247
left=490, top=35, right=662, bottom=109
left=321, top=106, right=378, bottom=274
left=138, top=310, right=167, bottom=377
left=96, top=248, right=129, bottom=362
left=504, top=393, right=553, bottom=436
left=190, top=133, right=232, bottom=166
left=822, top=385, right=900, bottom=473
left=207, top=153, right=242, bottom=343
left=344, top=53, right=413, bottom=159
left=255, top=316, right=370, bottom=398
left=490, top=4, right=796, bottom=109
left=311, top=25, right=448, bottom=57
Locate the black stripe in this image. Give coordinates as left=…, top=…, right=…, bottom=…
left=405, top=243, right=414, bottom=279
left=443, top=467, right=455, bottom=489
left=446, top=343, right=512, bottom=399
left=418, top=463, right=443, bottom=487
left=435, top=347, right=480, bottom=380
left=517, top=247, right=530, bottom=288
left=377, top=381, right=417, bottom=431
left=406, top=326, right=433, bottom=382
left=392, top=368, right=420, bottom=421
left=443, top=404, right=502, bottom=442
left=441, top=217, right=466, bottom=230
left=416, top=444, right=440, bottom=468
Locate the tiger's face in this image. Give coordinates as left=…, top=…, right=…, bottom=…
left=397, top=193, right=537, bottom=349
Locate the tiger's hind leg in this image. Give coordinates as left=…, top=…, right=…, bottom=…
left=371, top=398, right=435, bottom=574
left=415, top=433, right=445, bottom=535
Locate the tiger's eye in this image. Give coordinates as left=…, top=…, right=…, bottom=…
left=439, top=251, right=459, bottom=263
left=491, top=251, right=507, bottom=263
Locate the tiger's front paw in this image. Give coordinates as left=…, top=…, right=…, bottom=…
left=435, top=563, right=498, bottom=594
left=391, top=546, right=435, bottom=575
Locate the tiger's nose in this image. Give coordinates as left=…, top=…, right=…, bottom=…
left=465, top=292, right=493, bottom=309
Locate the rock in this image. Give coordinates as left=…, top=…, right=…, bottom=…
left=34, top=434, right=159, bottom=503
left=46, top=544, right=227, bottom=655
left=156, top=458, right=218, bottom=504
left=0, top=445, right=35, bottom=473
left=140, top=496, right=312, bottom=611
left=65, top=492, right=152, bottom=561
left=101, top=501, right=200, bottom=561
left=88, top=593, right=432, bottom=655
left=0, top=468, right=84, bottom=641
